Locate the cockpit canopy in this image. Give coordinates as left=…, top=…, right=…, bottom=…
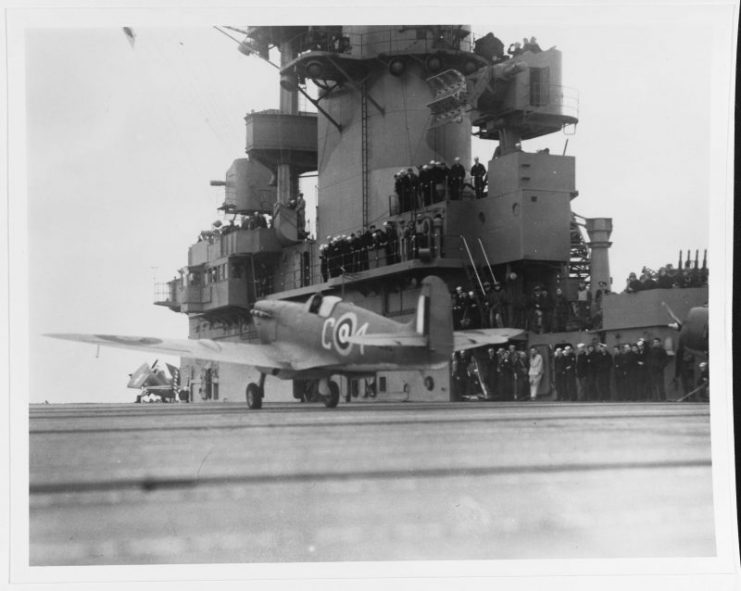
left=306, top=294, right=342, bottom=317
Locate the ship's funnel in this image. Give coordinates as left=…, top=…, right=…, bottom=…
left=585, top=217, right=613, bottom=294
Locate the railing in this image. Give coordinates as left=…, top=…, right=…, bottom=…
left=190, top=227, right=282, bottom=265
left=293, top=25, right=474, bottom=61
left=268, top=233, right=467, bottom=294
left=526, top=84, right=579, bottom=120
left=153, top=281, right=177, bottom=304
left=389, top=180, right=479, bottom=215
left=247, top=108, right=316, bottom=118
left=179, top=284, right=212, bottom=305
left=195, top=320, right=259, bottom=342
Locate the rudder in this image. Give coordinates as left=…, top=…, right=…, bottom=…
left=416, top=276, right=454, bottom=356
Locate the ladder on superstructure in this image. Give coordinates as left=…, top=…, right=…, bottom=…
left=568, top=214, right=591, bottom=282
left=458, top=235, right=489, bottom=327
left=360, top=81, right=369, bottom=230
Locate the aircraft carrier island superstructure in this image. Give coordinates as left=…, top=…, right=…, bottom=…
left=154, top=25, right=708, bottom=404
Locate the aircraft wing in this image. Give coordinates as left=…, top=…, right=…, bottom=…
left=454, top=328, right=524, bottom=351
left=346, top=333, right=427, bottom=347
left=348, top=328, right=523, bottom=351
left=46, top=333, right=294, bottom=370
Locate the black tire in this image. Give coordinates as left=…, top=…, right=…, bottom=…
left=324, top=380, right=340, bottom=408
left=246, top=382, right=262, bottom=410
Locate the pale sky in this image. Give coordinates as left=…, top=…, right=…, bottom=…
left=12, top=4, right=733, bottom=403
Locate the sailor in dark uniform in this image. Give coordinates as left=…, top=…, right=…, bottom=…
left=405, top=220, right=415, bottom=262
left=448, top=157, right=466, bottom=200
left=646, top=337, right=669, bottom=401
left=470, top=156, right=487, bottom=199
left=413, top=213, right=431, bottom=258
left=623, top=343, right=638, bottom=401
left=396, top=220, right=408, bottom=262
left=635, top=340, right=649, bottom=400
left=594, top=344, right=612, bottom=401
left=340, top=235, right=353, bottom=274
left=465, top=291, right=481, bottom=329
left=473, top=32, right=505, bottom=63
left=359, top=226, right=372, bottom=271
left=394, top=172, right=405, bottom=212
left=326, top=237, right=338, bottom=278
left=486, top=347, right=500, bottom=400
left=553, top=348, right=566, bottom=401
left=384, top=221, right=399, bottom=264
left=434, top=161, right=449, bottom=202
left=612, top=345, right=625, bottom=401
left=431, top=213, right=444, bottom=258
left=508, top=41, right=523, bottom=56
left=563, top=345, right=577, bottom=401
left=418, top=164, right=431, bottom=207
left=400, top=170, right=413, bottom=213
left=452, top=286, right=466, bottom=329
left=405, top=167, right=419, bottom=210
left=523, top=36, right=542, bottom=53
left=319, top=241, right=329, bottom=281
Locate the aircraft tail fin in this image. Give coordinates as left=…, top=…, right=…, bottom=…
left=346, top=276, right=454, bottom=354
left=416, top=276, right=454, bottom=356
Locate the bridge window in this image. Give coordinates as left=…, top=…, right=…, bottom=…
left=529, top=67, right=550, bottom=107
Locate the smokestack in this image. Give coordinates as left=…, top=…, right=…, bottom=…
left=585, top=218, right=613, bottom=297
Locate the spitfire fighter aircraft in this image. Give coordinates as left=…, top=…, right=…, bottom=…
left=48, top=276, right=521, bottom=409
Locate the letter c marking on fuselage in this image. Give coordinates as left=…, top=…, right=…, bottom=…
left=321, top=317, right=335, bottom=350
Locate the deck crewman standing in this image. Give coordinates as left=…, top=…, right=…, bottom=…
left=470, top=156, right=486, bottom=199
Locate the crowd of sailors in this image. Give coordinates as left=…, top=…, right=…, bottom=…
left=453, top=258, right=710, bottom=334
left=624, top=261, right=708, bottom=292
left=298, top=26, right=545, bottom=64
left=197, top=192, right=310, bottom=244
left=318, top=213, right=446, bottom=280
left=473, top=32, right=543, bottom=63
left=453, top=338, right=707, bottom=403
left=301, top=25, right=477, bottom=56
left=197, top=212, right=272, bottom=242
left=393, top=156, right=488, bottom=211
left=304, top=26, right=352, bottom=54
left=452, top=280, right=600, bottom=333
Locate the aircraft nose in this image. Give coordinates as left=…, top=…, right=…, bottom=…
left=250, top=301, right=275, bottom=319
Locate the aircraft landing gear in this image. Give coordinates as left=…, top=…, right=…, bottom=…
left=245, top=373, right=266, bottom=410
left=317, top=377, right=340, bottom=408
left=293, top=379, right=314, bottom=403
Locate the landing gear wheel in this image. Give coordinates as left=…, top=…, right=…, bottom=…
left=324, top=380, right=340, bottom=408
left=245, top=382, right=263, bottom=409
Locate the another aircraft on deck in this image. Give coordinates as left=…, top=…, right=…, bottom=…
left=127, top=360, right=180, bottom=403
left=662, top=301, right=709, bottom=356
left=47, top=276, right=522, bottom=409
